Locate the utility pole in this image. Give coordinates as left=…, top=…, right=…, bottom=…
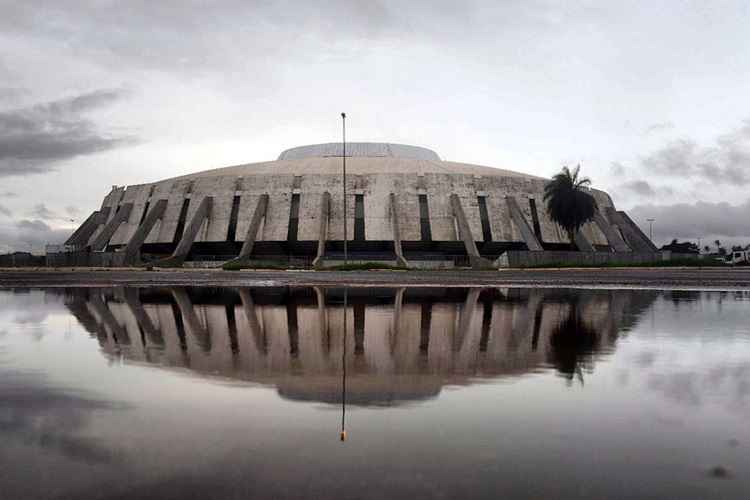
left=341, top=112, right=348, bottom=265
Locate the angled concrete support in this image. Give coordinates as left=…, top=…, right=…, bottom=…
left=454, top=288, right=480, bottom=352
left=312, top=192, right=331, bottom=269
left=123, top=288, right=163, bottom=345
left=155, top=196, right=213, bottom=268
left=171, top=287, right=211, bottom=352
left=122, top=199, right=168, bottom=266
left=225, top=194, right=269, bottom=266
left=450, top=194, right=494, bottom=269
left=389, top=287, right=406, bottom=353
left=66, top=210, right=104, bottom=247
left=574, top=229, right=595, bottom=252
left=239, top=288, right=265, bottom=353
left=605, top=208, right=658, bottom=252
left=89, top=203, right=133, bottom=251
left=389, top=193, right=409, bottom=268
left=89, top=293, right=130, bottom=345
left=593, top=211, right=631, bottom=253
left=505, top=196, right=543, bottom=251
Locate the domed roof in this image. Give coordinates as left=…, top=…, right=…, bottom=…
left=160, top=142, right=550, bottom=183
left=172, top=156, right=541, bottom=181
left=278, top=142, right=441, bottom=161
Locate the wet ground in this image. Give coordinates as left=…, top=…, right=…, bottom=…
left=1, top=285, right=749, bottom=499
left=1, top=267, right=750, bottom=289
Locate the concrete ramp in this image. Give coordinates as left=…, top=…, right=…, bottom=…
left=450, top=194, right=494, bottom=269
left=312, top=192, right=331, bottom=269
left=605, top=208, right=657, bottom=252
left=389, top=193, right=409, bottom=267
left=89, top=203, right=134, bottom=251
left=122, top=199, right=168, bottom=266
left=574, top=230, right=595, bottom=252
left=66, top=210, right=104, bottom=247
left=155, top=196, right=213, bottom=268
left=225, top=194, right=269, bottom=266
left=593, top=212, right=631, bottom=252
left=505, top=197, right=543, bottom=251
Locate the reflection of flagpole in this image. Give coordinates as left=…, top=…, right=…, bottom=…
left=340, top=287, right=348, bottom=441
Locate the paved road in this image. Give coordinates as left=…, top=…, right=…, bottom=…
left=1, top=268, right=750, bottom=289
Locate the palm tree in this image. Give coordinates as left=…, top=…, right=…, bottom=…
left=543, top=165, right=598, bottom=249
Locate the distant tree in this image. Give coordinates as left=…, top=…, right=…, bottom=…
left=715, top=239, right=722, bottom=252
left=661, top=239, right=699, bottom=254
left=718, top=247, right=727, bottom=256
left=704, top=245, right=711, bottom=253
left=543, top=165, right=598, bottom=249
left=732, top=245, right=744, bottom=252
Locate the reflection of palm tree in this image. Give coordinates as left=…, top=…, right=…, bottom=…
left=548, top=298, right=600, bottom=384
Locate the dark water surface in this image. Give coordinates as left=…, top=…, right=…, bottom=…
left=1, top=286, right=749, bottom=499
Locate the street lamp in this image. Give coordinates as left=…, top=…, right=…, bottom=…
left=647, top=218, right=655, bottom=241
left=341, top=112, right=347, bottom=265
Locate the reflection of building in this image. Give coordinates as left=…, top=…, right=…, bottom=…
left=64, top=143, right=655, bottom=268
left=65, top=287, right=658, bottom=406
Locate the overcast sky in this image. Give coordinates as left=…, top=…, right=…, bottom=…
left=1, top=0, right=749, bottom=252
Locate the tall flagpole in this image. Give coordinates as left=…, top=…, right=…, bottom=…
left=341, top=112, right=347, bottom=265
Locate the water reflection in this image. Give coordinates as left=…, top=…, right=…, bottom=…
left=63, top=286, right=658, bottom=406
left=0, top=367, right=124, bottom=464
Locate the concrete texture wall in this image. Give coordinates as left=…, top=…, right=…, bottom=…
left=74, top=151, right=636, bottom=259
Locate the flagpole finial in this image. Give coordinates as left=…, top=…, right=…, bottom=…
left=341, top=112, right=346, bottom=119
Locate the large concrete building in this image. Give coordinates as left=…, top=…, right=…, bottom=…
left=64, top=143, right=656, bottom=268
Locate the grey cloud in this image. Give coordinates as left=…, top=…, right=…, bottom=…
left=65, top=205, right=80, bottom=216
left=0, top=218, right=72, bottom=252
left=0, top=204, right=11, bottom=217
left=0, top=87, right=28, bottom=103
left=629, top=199, right=750, bottom=246
left=0, top=1, right=603, bottom=76
left=644, top=121, right=674, bottom=134
left=1, top=191, right=18, bottom=197
left=0, top=89, right=137, bottom=177
left=641, top=120, right=750, bottom=185
left=28, top=203, right=71, bottom=222
left=619, top=180, right=673, bottom=198
left=610, top=162, right=625, bottom=176
left=621, top=180, right=655, bottom=197
left=647, top=363, right=750, bottom=415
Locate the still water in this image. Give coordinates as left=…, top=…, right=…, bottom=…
left=1, top=286, right=749, bottom=499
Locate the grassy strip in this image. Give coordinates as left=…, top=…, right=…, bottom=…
left=223, top=260, right=409, bottom=271
left=222, top=260, right=294, bottom=271
left=325, top=262, right=410, bottom=271
left=521, top=257, right=726, bottom=269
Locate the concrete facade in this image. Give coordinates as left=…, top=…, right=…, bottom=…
left=66, top=143, right=650, bottom=267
